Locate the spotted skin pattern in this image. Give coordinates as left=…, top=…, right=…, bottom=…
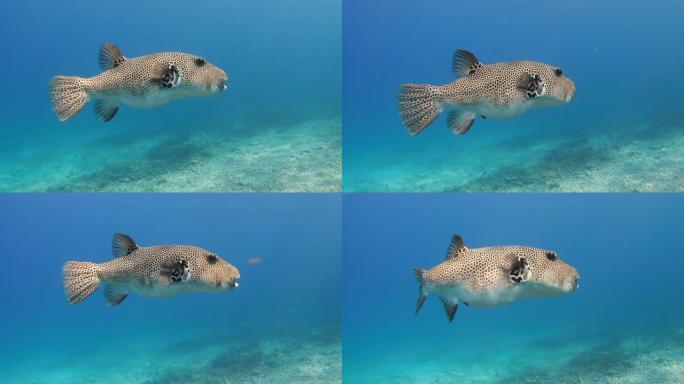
left=62, top=233, right=240, bottom=305
left=49, top=43, right=228, bottom=122
left=398, top=49, right=576, bottom=135
left=414, top=235, right=580, bottom=323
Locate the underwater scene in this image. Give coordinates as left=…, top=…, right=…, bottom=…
left=343, top=193, right=684, bottom=383
left=343, top=0, right=684, bottom=192
left=0, top=0, right=340, bottom=192
left=0, top=193, right=341, bottom=383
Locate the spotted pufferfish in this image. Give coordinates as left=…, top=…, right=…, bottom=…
left=49, top=43, right=228, bottom=122
left=398, top=49, right=576, bottom=135
left=62, top=233, right=240, bottom=305
left=414, top=235, right=580, bottom=322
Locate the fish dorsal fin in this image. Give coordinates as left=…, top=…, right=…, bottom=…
left=452, top=49, right=482, bottom=77
left=112, top=233, right=138, bottom=258
left=445, top=235, right=469, bottom=260
left=99, top=43, right=126, bottom=70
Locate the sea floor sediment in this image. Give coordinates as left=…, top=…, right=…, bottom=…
left=344, top=326, right=684, bottom=383
left=345, top=122, right=684, bottom=192
left=0, top=117, right=341, bottom=192
left=2, top=326, right=341, bottom=384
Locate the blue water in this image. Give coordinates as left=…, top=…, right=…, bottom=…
left=0, top=193, right=341, bottom=383
left=343, top=193, right=684, bottom=383
left=0, top=0, right=341, bottom=192
left=343, top=0, right=684, bottom=192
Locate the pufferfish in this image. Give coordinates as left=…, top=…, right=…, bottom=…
left=398, top=49, right=576, bottom=135
left=414, top=235, right=580, bottom=322
left=49, top=43, right=228, bottom=122
left=62, top=233, right=240, bottom=305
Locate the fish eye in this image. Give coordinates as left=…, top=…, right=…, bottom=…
left=206, top=254, right=218, bottom=264
left=554, top=68, right=563, bottom=77
left=194, top=58, right=206, bottom=67
left=545, top=251, right=557, bottom=261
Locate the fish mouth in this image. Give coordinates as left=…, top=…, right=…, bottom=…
left=223, top=278, right=239, bottom=289
left=563, top=276, right=580, bottom=292
left=564, top=90, right=575, bottom=103
left=564, top=82, right=576, bottom=102
left=217, top=70, right=228, bottom=91
left=205, top=78, right=227, bottom=93
left=209, top=80, right=227, bottom=92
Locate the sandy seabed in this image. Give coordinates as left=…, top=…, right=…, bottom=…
left=0, top=118, right=341, bottom=192
left=344, top=326, right=684, bottom=384
left=345, top=123, right=684, bottom=192
left=3, top=326, right=341, bottom=384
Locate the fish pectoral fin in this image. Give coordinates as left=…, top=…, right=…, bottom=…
left=98, top=43, right=126, bottom=70
left=112, top=233, right=138, bottom=258
left=152, top=64, right=181, bottom=89
left=447, top=111, right=476, bottom=135
left=517, top=73, right=546, bottom=100
left=505, top=253, right=533, bottom=284
left=159, top=259, right=191, bottom=285
left=94, top=100, right=119, bottom=122
left=104, top=285, right=128, bottom=306
left=439, top=297, right=459, bottom=322
left=452, top=49, right=482, bottom=77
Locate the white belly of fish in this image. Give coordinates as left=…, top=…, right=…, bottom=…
left=429, top=283, right=522, bottom=308
left=442, top=97, right=531, bottom=119
left=126, top=281, right=188, bottom=298
left=118, top=91, right=182, bottom=109
left=458, top=102, right=532, bottom=120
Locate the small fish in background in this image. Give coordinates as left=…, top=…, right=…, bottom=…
left=49, top=43, right=228, bottom=122
left=398, top=49, right=576, bottom=135
left=247, top=257, right=263, bottom=265
left=414, top=235, right=580, bottom=323
left=62, top=233, right=240, bottom=305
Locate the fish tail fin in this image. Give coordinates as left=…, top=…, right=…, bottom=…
left=62, top=261, right=101, bottom=304
left=49, top=76, right=89, bottom=122
left=398, top=83, right=444, bottom=135
left=414, top=268, right=428, bottom=315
